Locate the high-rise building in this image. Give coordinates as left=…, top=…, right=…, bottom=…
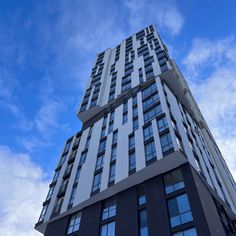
left=35, top=25, right=236, bottom=236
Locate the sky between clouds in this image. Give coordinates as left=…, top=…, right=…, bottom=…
left=0, top=0, right=236, bottom=235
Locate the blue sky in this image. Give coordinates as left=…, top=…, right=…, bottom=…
left=1, top=0, right=236, bottom=235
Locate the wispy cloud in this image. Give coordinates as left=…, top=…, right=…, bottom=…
left=183, top=37, right=236, bottom=179
left=0, top=145, right=49, bottom=236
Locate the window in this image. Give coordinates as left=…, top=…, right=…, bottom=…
left=129, top=152, right=136, bottom=172
left=109, top=163, right=116, bottom=183
left=144, top=141, right=156, bottom=162
left=133, top=106, right=138, bottom=117
left=46, top=186, right=55, bottom=200
left=98, top=139, right=106, bottom=153
left=102, top=198, right=116, bottom=220
left=167, top=194, right=193, bottom=227
left=112, top=130, right=118, bottom=145
left=53, top=197, right=64, bottom=215
left=172, top=228, right=197, bottom=236
left=85, top=136, right=91, bottom=149
left=100, top=221, right=115, bottom=236
left=142, top=83, right=157, bottom=100
left=53, top=170, right=60, bottom=182
left=146, top=69, right=154, bottom=80
left=92, top=172, right=102, bottom=192
left=143, top=124, right=153, bottom=142
left=123, top=102, right=128, bottom=113
left=110, top=111, right=115, bottom=122
left=111, top=146, right=117, bottom=161
left=157, top=116, right=168, bottom=133
left=160, top=132, right=173, bottom=153
left=38, top=204, right=48, bottom=222
left=133, top=117, right=139, bottom=131
left=139, top=209, right=149, bottom=236
left=79, top=151, right=87, bottom=165
left=143, top=104, right=162, bottom=123
left=95, top=154, right=104, bottom=171
left=59, top=153, right=67, bottom=165
left=129, top=134, right=135, bottom=150
left=68, top=186, right=77, bottom=207
left=103, top=116, right=108, bottom=127
left=164, top=169, right=185, bottom=194
left=67, top=212, right=81, bottom=235
left=143, top=93, right=159, bottom=111
left=108, top=122, right=114, bottom=134
left=74, top=168, right=81, bottom=184
left=176, top=136, right=184, bottom=151
left=101, top=127, right=106, bottom=138
left=123, top=112, right=128, bottom=124
left=138, top=194, right=146, bottom=206
left=133, top=96, right=137, bottom=107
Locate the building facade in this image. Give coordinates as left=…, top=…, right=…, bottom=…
left=35, top=25, right=236, bottom=236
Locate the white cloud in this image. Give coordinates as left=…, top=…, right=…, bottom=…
left=0, top=145, right=49, bottom=236
left=124, top=0, right=184, bottom=35
left=183, top=37, right=236, bottom=180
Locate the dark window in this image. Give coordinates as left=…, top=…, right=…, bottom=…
left=95, top=154, right=104, bottom=171
left=92, top=172, right=102, bottom=192
left=129, top=152, right=136, bottom=172
left=100, top=221, right=115, bottom=236
left=164, top=169, right=185, bottom=194
left=109, top=163, right=116, bottom=183
left=143, top=104, right=162, bottom=123
left=172, top=227, right=197, bottom=236
left=160, top=132, right=173, bottom=153
left=143, top=124, right=153, bottom=142
left=167, top=194, right=193, bottom=227
left=139, top=209, right=149, bottom=236
left=111, top=146, right=117, bottom=161
left=143, top=93, right=159, bottom=110
left=133, top=96, right=138, bottom=107
left=129, top=134, right=135, bottom=150
left=142, top=83, right=157, bottom=100
left=68, top=186, right=77, bottom=207
left=98, top=139, right=106, bottom=153
left=53, top=170, right=60, bottom=182
left=79, top=151, right=87, bottom=165
left=133, top=106, right=138, bottom=117
left=102, top=198, right=116, bottom=220
left=67, top=212, right=81, bottom=234
left=144, top=141, right=156, bottom=162
left=123, top=112, right=128, bottom=124
left=133, top=117, right=139, bottom=131
left=101, top=127, right=106, bottom=138
left=157, top=116, right=168, bottom=133
left=74, top=168, right=81, bottom=184
left=108, top=122, right=114, bottom=134
left=112, top=130, right=118, bottom=145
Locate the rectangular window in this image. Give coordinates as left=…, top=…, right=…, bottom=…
left=123, top=102, right=128, bottom=113
left=100, top=221, right=115, bottom=236
left=112, top=130, right=118, bottom=145
left=142, top=82, right=157, bottom=100
left=157, top=116, right=168, bottom=133
left=129, top=152, right=136, bottom=172
left=133, top=117, right=139, bottom=131
left=138, top=191, right=146, bottom=206
left=133, top=106, right=138, bottom=117
left=46, top=186, right=55, bottom=200
left=160, top=132, right=173, bottom=154
left=53, top=170, right=60, bottom=182
left=92, top=172, right=102, bottom=192
left=145, top=141, right=156, bottom=162
left=108, top=122, right=114, bottom=134
left=129, top=134, right=135, bottom=151
left=172, top=228, right=197, bottom=236
left=98, top=139, right=106, bottom=153
left=59, top=153, right=67, bottom=165
left=95, top=154, right=104, bottom=171
left=111, top=146, right=117, bottom=161
left=53, top=197, right=64, bottom=215
left=38, top=204, right=48, bottom=222
left=103, top=116, right=108, bottom=127
left=143, top=104, right=162, bottom=123
left=67, top=212, right=81, bottom=235
left=102, top=198, right=116, bottom=220
left=164, top=169, right=185, bottom=194
left=133, top=96, right=137, bottom=107
left=74, top=168, right=81, bottom=184
left=68, top=186, right=77, bottom=207
left=143, top=93, right=159, bottom=111
left=143, top=124, right=153, bottom=142
left=101, top=127, right=106, bottom=138
left=123, top=112, right=128, bottom=124
left=109, top=163, right=116, bottom=183
left=167, top=194, right=193, bottom=227
left=79, top=151, right=87, bottom=165
left=139, top=209, right=149, bottom=236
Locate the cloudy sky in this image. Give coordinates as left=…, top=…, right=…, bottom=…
left=0, top=0, right=236, bottom=235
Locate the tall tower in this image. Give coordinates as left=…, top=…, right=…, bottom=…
left=35, top=25, right=236, bottom=236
